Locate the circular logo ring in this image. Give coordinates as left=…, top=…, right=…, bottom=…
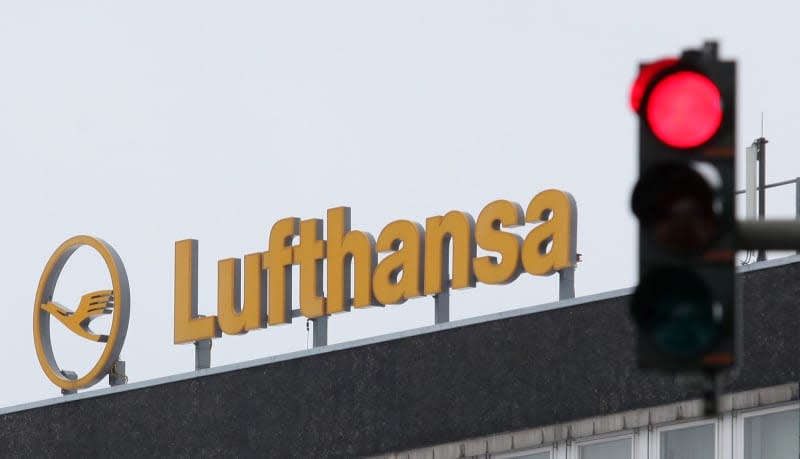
left=33, top=235, right=130, bottom=391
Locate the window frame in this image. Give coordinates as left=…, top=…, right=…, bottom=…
left=486, top=399, right=799, bottom=459
left=732, top=401, right=800, bottom=459
left=650, top=417, right=718, bottom=459
left=569, top=431, right=635, bottom=459
left=493, top=445, right=553, bottom=459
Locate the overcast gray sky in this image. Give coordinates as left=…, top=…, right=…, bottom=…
left=2, top=1, right=799, bottom=407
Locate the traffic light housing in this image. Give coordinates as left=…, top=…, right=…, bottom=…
left=630, top=42, right=737, bottom=372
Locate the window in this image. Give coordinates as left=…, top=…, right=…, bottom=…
left=742, top=406, right=799, bottom=459
left=658, top=422, right=715, bottom=459
left=486, top=398, right=799, bottom=459
left=494, top=448, right=550, bottom=459
left=578, top=437, right=633, bottom=459
left=505, top=453, right=549, bottom=459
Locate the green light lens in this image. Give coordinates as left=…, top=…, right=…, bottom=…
left=632, top=268, right=721, bottom=358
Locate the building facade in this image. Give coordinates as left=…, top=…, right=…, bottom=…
left=0, top=256, right=798, bottom=458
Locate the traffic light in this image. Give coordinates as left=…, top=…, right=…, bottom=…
left=630, top=41, right=737, bottom=372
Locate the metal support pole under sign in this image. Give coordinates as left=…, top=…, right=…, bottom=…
left=60, top=370, right=77, bottom=396
left=559, top=267, right=575, bottom=300
left=109, top=360, right=127, bottom=386
left=312, top=316, right=328, bottom=347
left=195, top=339, right=211, bottom=370
left=434, top=291, right=449, bottom=324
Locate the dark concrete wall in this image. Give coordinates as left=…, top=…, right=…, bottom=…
left=0, top=263, right=797, bottom=458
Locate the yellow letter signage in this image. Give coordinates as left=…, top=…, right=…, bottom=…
left=173, top=190, right=577, bottom=344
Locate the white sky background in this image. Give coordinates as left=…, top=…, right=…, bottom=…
left=1, top=1, right=799, bottom=407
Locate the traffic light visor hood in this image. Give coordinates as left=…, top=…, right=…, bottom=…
left=630, top=58, right=678, bottom=113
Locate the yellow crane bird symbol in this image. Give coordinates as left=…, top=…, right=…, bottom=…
left=41, top=290, right=115, bottom=343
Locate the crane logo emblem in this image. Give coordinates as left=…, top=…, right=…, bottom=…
left=33, top=236, right=130, bottom=392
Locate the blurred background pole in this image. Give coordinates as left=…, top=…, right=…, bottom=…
left=756, top=137, right=768, bottom=261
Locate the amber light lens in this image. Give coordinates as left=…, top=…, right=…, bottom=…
left=632, top=163, right=719, bottom=253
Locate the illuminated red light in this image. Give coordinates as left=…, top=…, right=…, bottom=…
left=645, top=71, right=723, bottom=149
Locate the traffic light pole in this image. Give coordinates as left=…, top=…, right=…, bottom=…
left=629, top=41, right=738, bottom=417
left=738, top=219, right=800, bottom=250
left=626, top=40, right=800, bottom=417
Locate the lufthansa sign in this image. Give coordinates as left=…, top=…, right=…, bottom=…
left=174, top=190, right=578, bottom=343
left=33, top=235, right=130, bottom=392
